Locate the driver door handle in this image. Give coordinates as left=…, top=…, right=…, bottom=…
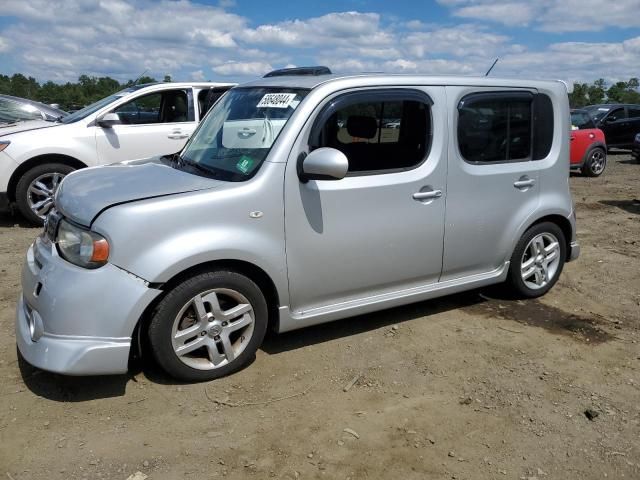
left=413, top=190, right=442, bottom=200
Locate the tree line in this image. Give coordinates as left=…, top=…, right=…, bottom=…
left=568, top=78, right=639, bottom=108
left=0, top=73, right=170, bottom=111
left=0, top=73, right=639, bottom=112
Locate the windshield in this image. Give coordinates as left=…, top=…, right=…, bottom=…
left=179, top=87, right=308, bottom=181
left=584, top=105, right=610, bottom=123
left=61, top=88, right=135, bottom=123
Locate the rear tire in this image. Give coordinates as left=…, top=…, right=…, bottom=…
left=506, top=222, right=566, bottom=298
left=582, top=147, right=606, bottom=177
left=15, top=163, right=75, bottom=225
left=148, top=270, right=268, bottom=382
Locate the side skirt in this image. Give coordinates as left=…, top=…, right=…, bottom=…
left=277, top=262, right=510, bottom=333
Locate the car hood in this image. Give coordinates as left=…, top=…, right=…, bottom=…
left=55, top=158, right=224, bottom=226
left=0, top=119, right=57, bottom=136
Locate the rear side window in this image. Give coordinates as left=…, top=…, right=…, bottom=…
left=198, top=88, right=229, bottom=119
left=627, top=106, right=640, bottom=119
left=311, top=90, right=432, bottom=174
left=458, top=92, right=553, bottom=163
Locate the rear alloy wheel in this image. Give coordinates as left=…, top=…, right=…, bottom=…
left=15, top=163, right=75, bottom=225
left=506, top=222, right=566, bottom=298
left=148, top=270, right=268, bottom=382
left=583, top=147, right=606, bottom=177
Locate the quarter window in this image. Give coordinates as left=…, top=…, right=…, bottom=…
left=312, top=92, right=432, bottom=173
left=458, top=94, right=532, bottom=163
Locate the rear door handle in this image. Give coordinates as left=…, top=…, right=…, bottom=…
left=514, top=178, right=535, bottom=189
left=168, top=130, right=189, bottom=140
left=413, top=190, right=442, bottom=200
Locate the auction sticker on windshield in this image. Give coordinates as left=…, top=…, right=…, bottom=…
left=257, top=93, right=297, bottom=109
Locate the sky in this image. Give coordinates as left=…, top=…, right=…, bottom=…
left=0, top=0, right=639, bottom=85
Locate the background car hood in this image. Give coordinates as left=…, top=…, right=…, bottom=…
left=0, top=119, right=57, bottom=136
left=55, top=158, right=224, bottom=226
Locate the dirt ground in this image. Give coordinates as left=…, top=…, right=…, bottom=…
left=0, top=153, right=638, bottom=480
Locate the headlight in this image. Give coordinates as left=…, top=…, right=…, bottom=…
left=0, top=141, right=10, bottom=152
left=635, top=133, right=640, bottom=142
left=56, top=219, right=109, bottom=269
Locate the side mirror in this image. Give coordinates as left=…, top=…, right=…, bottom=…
left=299, top=148, right=349, bottom=183
left=97, top=112, right=121, bottom=128
left=604, top=115, right=617, bottom=124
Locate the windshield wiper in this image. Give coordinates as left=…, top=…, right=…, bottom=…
left=175, top=156, right=222, bottom=178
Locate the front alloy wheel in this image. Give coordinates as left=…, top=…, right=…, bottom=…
left=148, top=270, right=268, bottom=382
left=15, top=163, right=75, bottom=225
left=172, top=288, right=255, bottom=370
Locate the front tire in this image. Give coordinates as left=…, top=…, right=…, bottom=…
left=148, top=270, right=268, bottom=382
left=15, top=163, right=75, bottom=225
left=506, top=222, right=566, bottom=298
left=582, top=147, right=606, bottom=177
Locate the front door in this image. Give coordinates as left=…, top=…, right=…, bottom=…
left=95, top=88, right=197, bottom=164
left=599, top=107, right=627, bottom=147
left=442, top=87, right=547, bottom=281
left=284, top=87, right=447, bottom=313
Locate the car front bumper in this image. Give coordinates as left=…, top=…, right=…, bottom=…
left=16, top=236, right=162, bottom=375
left=569, top=241, right=580, bottom=262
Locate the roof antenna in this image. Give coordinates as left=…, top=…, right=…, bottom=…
left=485, top=58, right=499, bottom=76
left=132, top=69, right=149, bottom=86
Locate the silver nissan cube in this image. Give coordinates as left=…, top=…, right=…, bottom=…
left=16, top=71, right=580, bottom=381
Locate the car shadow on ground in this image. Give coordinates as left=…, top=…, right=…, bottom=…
left=18, top=283, right=614, bottom=398
left=0, top=210, right=36, bottom=229
left=261, top=290, right=486, bottom=355
left=17, top=348, right=130, bottom=402
left=599, top=199, right=640, bottom=215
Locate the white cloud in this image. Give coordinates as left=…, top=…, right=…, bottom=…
left=212, top=61, right=273, bottom=76
left=190, top=70, right=206, bottom=81
left=437, top=0, right=640, bottom=32
left=0, top=0, right=638, bottom=85
left=243, top=12, right=394, bottom=48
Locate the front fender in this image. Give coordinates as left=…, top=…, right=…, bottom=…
left=92, top=164, right=289, bottom=306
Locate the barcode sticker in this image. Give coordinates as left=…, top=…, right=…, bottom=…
left=257, top=93, right=297, bottom=109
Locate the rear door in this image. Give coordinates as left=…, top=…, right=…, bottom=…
left=442, top=87, right=552, bottom=280
left=95, top=87, right=197, bottom=164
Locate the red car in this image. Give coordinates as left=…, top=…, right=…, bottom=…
left=570, top=109, right=607, bottom=176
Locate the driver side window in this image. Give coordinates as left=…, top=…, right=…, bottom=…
left=113, top=90, right=193, bottom=125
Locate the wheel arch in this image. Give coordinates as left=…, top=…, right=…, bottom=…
left=581, top=141, right=606, bottom=164
left=7, top=154, right=88, bottom=202
left=524, top=214, right=572, bottom=257
left=130, top=259, right=281, bottom=363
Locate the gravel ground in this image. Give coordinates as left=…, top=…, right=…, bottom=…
left=0, top=153, right=638, bottom=480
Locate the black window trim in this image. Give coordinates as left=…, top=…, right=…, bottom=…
left=457, top=90, right=536, bottom=165
left=309, top=88, right=434, bottom=177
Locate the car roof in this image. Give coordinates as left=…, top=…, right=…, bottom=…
left=133, top=82, right=235, bottom=90
left=238, top=73, right=569, bottom=91
left=586, top=103, right=640, bottom=108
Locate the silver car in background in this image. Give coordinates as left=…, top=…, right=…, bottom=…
left=16, top=72, right=579, bottom=381
left=0, top=94, right=67, bottom=124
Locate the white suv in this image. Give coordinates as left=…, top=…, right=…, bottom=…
left=0, top=81, right=234, bottom=224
